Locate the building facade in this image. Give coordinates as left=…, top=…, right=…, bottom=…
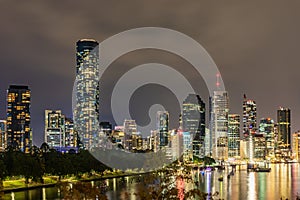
left=7, top=85, right=31, bottom=152
left=0, top=120, right=7, bottom=151
left=292, top=131, right=300, bottom=161
left=123, top=119, right=137, bottom=150
left=243, top=95, right=257, bottom=160
left=45, top=110, right=65, bottom=148
left=259, top=118, right=275, bottom=158
left=65, top=118, right=77, bottom=147
left=277, top=107, right=291, bottom=150
left=210, top=91, right=229, bottom=160
left=157, top=111, right=169, bottom=147
left=182, top=94, right=205, bottom=158
left=74, top=39, right=100, bottom=150
left=254, top=133, right=266, bottom=160
left=228, top=114, right=240, bottom=158
left=243, top=95, right=257, bottom=138
left=182, top=131, right=192, bottom=162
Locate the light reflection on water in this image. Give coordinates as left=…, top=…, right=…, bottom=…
left=4, top=163, right=300, bottom=200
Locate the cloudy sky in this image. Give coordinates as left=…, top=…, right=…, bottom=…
left=0, top=1, right=299, bottom=146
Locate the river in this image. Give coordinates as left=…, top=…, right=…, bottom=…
left=4, top=163, right=300, bottom=200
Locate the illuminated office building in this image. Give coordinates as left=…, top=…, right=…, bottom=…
left=7, top=85, right=31, bottom=153
left=259, top=118, right=275, bottom=157
left=74, top=39, right=100, bottom=150
left=205, top=128, right=210, bottom=156
left=45, top=111, right=77, bottom=148
left=228, top=114, right=240, bottom=158
left=100, top=122, right=112, bottom=136
left=171, top=130, right=183, bottom=161
left=243, top=95, right=257, bottom=160
left=157, top=111, right=169, bottom=147
left=65, top=118, right=77, bottom=147
left=210, top=91, right=229, bottom=160
left=292, top=131, right=300, bottom=161
left=182, top=131, right=192, bottom=162
left=277, top=107, right=291, bottom=149
left=111, top=126, right=125, bottom=148
left=243, top=95, right=257, bottom=138
left=0, top=120, right=7, bottom=151
left=131, top=132, right=143, bottom=150
left=45, top=110, right=65, bottom=148
left=123, top=119, right=137, bottom=150
left=254, top=133, right=266, bottom=159
left=182, top=94, right=205, bottom=158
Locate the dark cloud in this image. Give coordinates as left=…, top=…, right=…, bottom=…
left=0, top=1, right=300, bottom=145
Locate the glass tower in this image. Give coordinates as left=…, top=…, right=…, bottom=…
left=259, top=118, right=275, bottom=157
left=243, top=94, right=257, bottom=160
left=74, top=39, right=99, bottom=150
left=210, top=91, right=229, bottom=160
left=243, top=95, right=257, bottom=138
left=7, top=85, right=31, bottom=153
left=182, top=94, right=205, bottom=158
left=277, top=107, right=291, bottom=149
left=228, top=114, right=240, bottom=158
left=157, top=111, right=169, bottom=147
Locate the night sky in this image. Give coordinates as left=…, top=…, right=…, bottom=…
left=0, top=1, right=300, bottom=146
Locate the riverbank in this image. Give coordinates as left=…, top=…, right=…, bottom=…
left=1, top=171, right=151, bottom=194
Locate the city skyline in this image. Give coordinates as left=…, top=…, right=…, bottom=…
left=1, top=2, right=300, bottom=199
left=1, top=1, right=300, bottom=146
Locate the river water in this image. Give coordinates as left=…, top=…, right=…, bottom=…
left=4, top=163, right=300, bottom=200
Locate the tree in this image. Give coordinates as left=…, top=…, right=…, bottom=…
left=0, top=154, right=7, bottom=190
left=40, top=142, right=50, bottom=153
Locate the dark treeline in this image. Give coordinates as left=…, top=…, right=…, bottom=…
left=0, top=143, right=110, bottom=188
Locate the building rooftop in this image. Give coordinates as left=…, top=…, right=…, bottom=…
left=8, top=85, right=29, bottom=90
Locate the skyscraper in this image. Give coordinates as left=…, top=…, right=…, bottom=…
left=45, top=110, right=65, bottom=148
left=123, top=119, right=137, bottom=150
left=0, top=120, right=7, bottom=152
left=74, top=39, right=100, bottom=150
left=228, top=114, right=240, bottom=158
left=7, top=85, right=31, bottom=152
left=65, top=118, right=77, bottom=147
left=277, top=107, right=291, bottom=149
left=253, top=133, right=266, bottom=159
left=243, top=95, right=257, bottom=138
left=292, top=131, right=300, bottom=162
left=157, top=111, right=169, bottom=147
left=210, top=91, right=229, bottom=160
left=259, top=118, right=275, bottom=157
left=182, top=94, right=205, bottom=158
left=242, top=94, right=257, bottom=160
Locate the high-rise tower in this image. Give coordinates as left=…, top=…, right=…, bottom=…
left=210, top=91, right=229, bottom=160
left=74, top=39, right=99, bottom=150
left=259, top=118, right=275, bottom=157
left=228, top=114, right=240, bottom=158
left=7, top=85, right=31, bottom=152
left=123, top=119, right=137, bottom=150
left=242, top=94, right=257, bottom=160
left=243, top=94, right=257, bottom=138
left=157, top=111, right=169, bottom=147
left=182, top=94, right=205, bottom=158
left=45, top=110, right=65, bottom=148
left=277, top=107, right=291, bottom=149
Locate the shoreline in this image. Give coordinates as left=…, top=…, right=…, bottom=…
left=1, top=171, right=152, bottom=194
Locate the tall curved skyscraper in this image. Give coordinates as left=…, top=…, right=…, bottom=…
left=182, top=94, right=205, bottom=158
left=74, top=39, right=100, bottom=150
